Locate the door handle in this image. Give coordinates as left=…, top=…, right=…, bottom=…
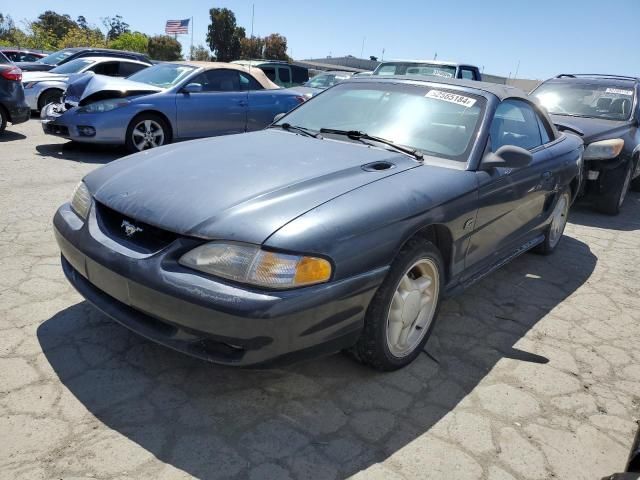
left=541, top=171, right=553, bottom=180
left=237, top=100, right=248, bottom=107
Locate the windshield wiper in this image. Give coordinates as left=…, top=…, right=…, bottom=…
left=319, top=128, right=424, bottom=161
left=270, top=123, right=322, bottom=138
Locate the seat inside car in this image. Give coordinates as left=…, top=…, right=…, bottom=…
left=610, top=98, right=631, bottom=117
left=596, top=97, right=612, bottom=111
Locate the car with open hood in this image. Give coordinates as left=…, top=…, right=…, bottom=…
left=23, top=56, right=150, bottom=111
left=53, top=76, right=582, bottom=370
left=532, top=74, right=640, bottom=215
left=40, top=61, right=305, bottom=152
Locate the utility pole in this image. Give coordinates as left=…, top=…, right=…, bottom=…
left=360, top=36, right=366, bottom=58
left=433, top=52, right=438, bottom=60
left=381, top=48, right=385, bottom=61
left=514, top=59, right=521, bottom=79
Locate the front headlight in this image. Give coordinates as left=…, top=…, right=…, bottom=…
left=24, top=81, right=38, bottom=89
left=179, top=242, right=332, bottom=289
left=70, top=181, right=91, bottom=219
left=77, top=98, right=130, bottom=114
left=584, top=139, right=624, bottom=161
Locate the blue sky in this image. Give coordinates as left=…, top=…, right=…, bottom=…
left=7, top=0, right=640, bottom=79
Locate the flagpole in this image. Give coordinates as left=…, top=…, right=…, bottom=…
left=190, top=17, right=194, bottom=60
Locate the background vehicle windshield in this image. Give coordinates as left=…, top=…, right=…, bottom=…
left=374, top=63, right=457, bottom=79
left=277, top=83, right=485, bottom=161
left=38, top=49, right=74, bottom=65
left=305, top=73, right=350, bottom=88
left=127, top=64, right=196, bottom=88
left=534, top=82, right=636, bottom=121
left=50, top=58, right=94, bottom=74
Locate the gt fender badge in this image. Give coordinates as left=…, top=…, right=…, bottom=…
left=121, top=220, right=143, bottom=237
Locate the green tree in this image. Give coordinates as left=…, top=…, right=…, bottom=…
left=59, top=26, right=106, bottom=48
left=32, top=11, right=77, bottom=41
left=109, top=31, right=148, bottom=53
left=240, top=36, right=263, bottom=59
left=206, top=8, right=244, bottom=62
left=190, top=44, right=211, bottom=61
left=103, top=15, right=130, bottom=41
left=148, top=35, right=182, bottom=61
left=263, top=33, right=288, bottom=61
left=0, top=13, right=16, bottom=42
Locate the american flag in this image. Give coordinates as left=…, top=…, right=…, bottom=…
left=165, top=19, right=190, bottom=35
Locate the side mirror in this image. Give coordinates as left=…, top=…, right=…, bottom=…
left=482, top=145, right=533, bottom=170
left=273, top=112, right=286, bottom=123
left=182, top=83, right=202, bottom=94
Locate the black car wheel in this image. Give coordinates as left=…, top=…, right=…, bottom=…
left=125, top=114, right=171, bottom=153
left=534, top=189, right=570, bottom=255
left=349, top=237, right=443, bottom=371
left=38, top=89, right=63, bottom=111
left=594, top=159, right=633, bottom=215
left=631, top=163, right=640, bottom=192
left=0, top=106, right=7, bottom=133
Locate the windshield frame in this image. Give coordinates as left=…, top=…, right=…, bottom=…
left=126, top=63, right=197, bottom=88
left=49, top=58, right=95, bottom=74
left=532, top=81, right=638, bottom=122
left=275, top=81, right=487, bottom=164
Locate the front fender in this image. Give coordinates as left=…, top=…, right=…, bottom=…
left=264, top=164, right=479, bottom=283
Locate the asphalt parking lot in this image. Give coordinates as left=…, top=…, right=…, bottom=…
left=1, top=119, right=640, bottom=480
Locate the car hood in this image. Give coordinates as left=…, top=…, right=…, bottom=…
left=550, top=114, right=632, bottom=143
left=84, top=130, right=421, bottom=244
left=65, top=73, right=163, bottom=106
left=22, top=71, right=69, bottom=83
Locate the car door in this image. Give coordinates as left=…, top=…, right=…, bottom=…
left=175, top=69, right=248, bottom=139
left=464, top=99, right=551, bottom=278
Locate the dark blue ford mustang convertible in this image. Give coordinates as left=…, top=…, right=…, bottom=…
left=54, top=76, right=583, bottom=370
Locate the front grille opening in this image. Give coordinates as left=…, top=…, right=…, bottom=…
left=95, top=202, right=179, bottom=253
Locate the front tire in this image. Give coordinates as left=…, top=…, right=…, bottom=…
left=0, top=106, right=7, bottom=133
left=534, top=189, right=570, bottom=255
left=38, top=89, right=63, bottom=111
left=350, top=238, right=443, bottom=371
left=593, top=159, right=633, bottom=215
left=125, top=114, right=171, bottom=153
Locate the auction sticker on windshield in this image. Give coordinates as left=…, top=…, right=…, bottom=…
left=605, top=88, right=634, bottom=96
left=426, top=90, right=477, bottom=107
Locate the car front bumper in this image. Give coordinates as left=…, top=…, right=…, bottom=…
left=53, top=203, right=387, bottom=366
left=40, top=103, right=128, bottom=144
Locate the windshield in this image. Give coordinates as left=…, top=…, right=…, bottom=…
left=305, top=73, right=350, bottom=89
left=50, top=58, right=94, bottom=74
left=277, top=83, right=485, bottom=161
left=127, top=63, right=196, bottom=88
left=38, top=49, right=75, bottom=65
left=374, top=63, right=457, bottom=79
left=533, top=82, right=636, bottom=121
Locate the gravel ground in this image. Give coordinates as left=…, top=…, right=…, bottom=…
left=1, top=119, right=639, bottom=480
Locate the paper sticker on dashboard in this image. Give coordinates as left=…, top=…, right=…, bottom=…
left=605, top=88, right=633, bottom=96
left=426, top=90, right=477, bottom=107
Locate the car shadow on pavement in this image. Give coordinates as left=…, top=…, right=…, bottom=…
left=35, top=141, right=128, bottom=164
left=569, top=192, right=640, bottom=231
left=0, top=130, right=27, bottom=142
left=37, top=235, right=596, bottom=479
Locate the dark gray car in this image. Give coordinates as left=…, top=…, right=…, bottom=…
left=0, top=51, right=30, bottom=133
left=53, top=76, right=582, bottom=370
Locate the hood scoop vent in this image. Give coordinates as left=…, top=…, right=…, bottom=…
left=362, top=161, right=395, bottom=172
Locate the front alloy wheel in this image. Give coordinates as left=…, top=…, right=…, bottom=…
left=349, top=238, right=443, bottom=371
left=535, top=189, right=570, bottom=255
left=131, top=119, right=165, bottom=151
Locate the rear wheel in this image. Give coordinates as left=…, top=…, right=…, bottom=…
left=0, top=106, right=7, bottom=133
left=349, top=238, right=443, bottom=371
left=593, top=159, right=633, bottom=215
left=125, top=114, right=171, bottom=153
left=534, top=189, right=570, bottom=255
left=631, top=162, right=640, bottom=192
left=37, top=89, right=63, bottom=111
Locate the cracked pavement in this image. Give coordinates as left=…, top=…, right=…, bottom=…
left=1, top=120, right=639, bottom=480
